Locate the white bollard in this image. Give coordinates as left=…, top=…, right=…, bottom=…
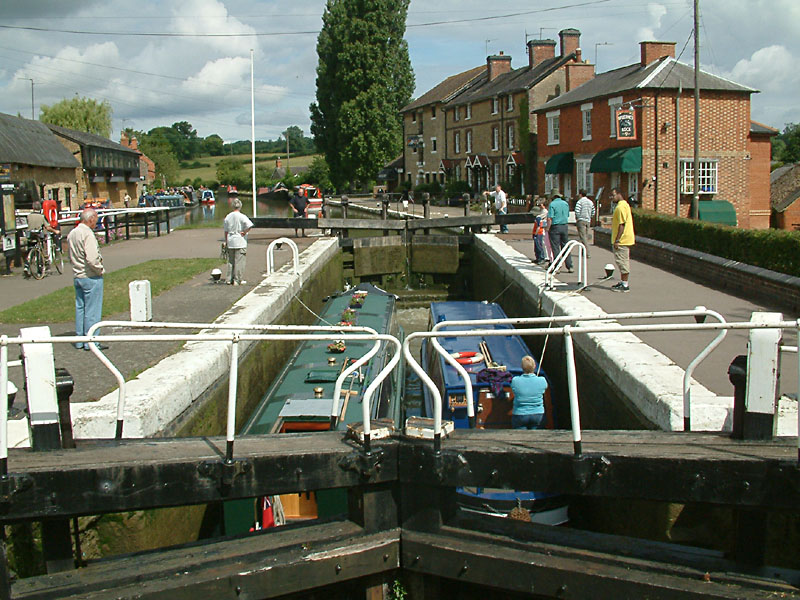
left=129, top=280, right=153, bottom=322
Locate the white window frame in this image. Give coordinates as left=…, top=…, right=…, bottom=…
left=581, top=102, right=592, bottom=141
left=576, top=158, right=594, bottom=195
left=454, top=106, right=460, bottom=122
left=468, top=167, right=473, bottom=187
left=563, top=173, right=572, bottom=199
left=544, top=173, right=558, bottom=195
left=507, top=124, right=514, bottom=149
left=466, top=130, right=473, bottom=153
left=681, top=160, right=718, bottom=194
left=608, top=96, right=623, bottom=138
left=493, top=163, right=500, bottom=186
left=491, top=97, right=499, bottom=114
left=430, top=137, right=437, bottom=153
left=628, top=173, right=639, bottom=199
left=454, top=132, right=460, bottom=154
left=492, top=126, right=499, bottom=151
left=411, top=112, right=417, bottom=123
left=466, top=103, right=472, bottom=120
left=431, top=105, right=437, bottom=120
left=456, top=165, right=461, bottom=180
left=610, top=172, right=621, bottom=190
left=506, top=95, right=514, bottom=112
left=546, top=110, right=560, bottom=145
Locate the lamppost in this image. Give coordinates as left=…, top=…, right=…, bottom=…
left=17, top=77, right=34, bottom=119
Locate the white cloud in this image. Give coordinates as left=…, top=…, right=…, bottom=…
left=636, top=3, right=668, bottom=42
left=724, top=45, right=796, bottom=94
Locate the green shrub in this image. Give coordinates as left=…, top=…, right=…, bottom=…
left=444, top=179, right=472, bottom=199
left=632, top=209, right=800, bottom=277
left=414, top=181, right=442, bottom=198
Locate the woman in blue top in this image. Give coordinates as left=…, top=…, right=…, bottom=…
left=510, top=356, right=548, bottom=429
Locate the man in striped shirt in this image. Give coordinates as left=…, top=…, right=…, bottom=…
left=574, top=189, right=595, bottom=258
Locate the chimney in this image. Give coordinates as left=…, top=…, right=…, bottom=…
left=559, top=28, right=581, bottom=58
left=130, top=136, right=138, bottom=151
left=640, top=41, right=676, bottom=66
left=487, top=51, right=512, bottom=81
left=120, top=131, right=128, bottom=147
left=565, top=62, right=595, bottom=91
left=527, top=39, right=556, bottom=68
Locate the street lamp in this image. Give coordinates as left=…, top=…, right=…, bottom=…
left=17, top=77, right=34, bottom=119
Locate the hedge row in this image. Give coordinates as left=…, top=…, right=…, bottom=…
left=631, top=209, right=800, bottom=278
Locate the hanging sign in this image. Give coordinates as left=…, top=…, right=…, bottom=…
left=616, top=108, right=637, bottom=139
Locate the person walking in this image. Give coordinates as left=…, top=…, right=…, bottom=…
left=223, top=197, right=253, bottom=286
left=574, top=189, right=595, bottom=258
left=531, top=200, right=548, bottom=264
left=610, top=187, right=635, bottom=292
left=67, top=208, right=106, bottom=350
left=546, top=190, right=573, bottom=272
left=510, top=356, right=548, bottom=429
left=288, top=189, right=308, bottom=237
left=483, top=184, right=508, bottom=233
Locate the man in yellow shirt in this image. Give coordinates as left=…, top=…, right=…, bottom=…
left=610, top=188, right=635, bottom=292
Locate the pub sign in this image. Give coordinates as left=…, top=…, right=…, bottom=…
left=616, top=108, right=637, bottom=139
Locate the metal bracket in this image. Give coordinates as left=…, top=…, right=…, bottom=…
left=572, top=454, right=611, bottom=491
left=197, top=459, right=252, bottom=489
left=338, top=448, right=385, bottom=480
left=0, top=474, right=33, bottom=503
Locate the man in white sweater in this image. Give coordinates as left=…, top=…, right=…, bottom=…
left=574, top=189, right=595, bottom=258
left=67, top=208, right=105, bottom=350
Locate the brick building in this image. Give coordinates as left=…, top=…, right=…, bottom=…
left=400, top=28, right=594, bottom=195
left=47, top=124, right=140, bottom=208
left=771, top=163, right=800, bottom=230
left=120, top=132, right=155, bottom=194
left=0, top=112, right=81, bottom=209
left=534, top=40, right=773, bottom=229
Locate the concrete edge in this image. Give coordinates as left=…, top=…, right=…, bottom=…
left=69, top=238, right=340, bottom=439
left=475, top=233, right=740, bottom=433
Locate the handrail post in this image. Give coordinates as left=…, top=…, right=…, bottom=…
left=226, top=335, right=239, bottom=463
left=156, top=210, right=161, bottom=237
left=563, top=326, right=582, bottom=456
left=125, top=211, right=130, bottom=240
left=144, top=211, right=149, bottom=238
left=0, top=336, right=8, bottom=478
left=165, top=208, right=170, bottom=234
left=683, top=307, right=727, bottom=431
left=797, top=322, right=800, bottom=465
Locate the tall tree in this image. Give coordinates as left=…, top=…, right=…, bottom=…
left=40, top=96, right=112, bottom=138
left=310, top=0, right=414, bottom=189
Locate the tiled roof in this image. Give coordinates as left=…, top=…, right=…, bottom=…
left=46, top=123, right=139, bottom=154
left=447, top=54, right=575, bottom=106
left=0, top=112, right=81, bottom=169
left=536, top=57, right=756, bottom=112
left=401, top=66, right=485, bottom=112
left=750, top=120, right=778, bottom=135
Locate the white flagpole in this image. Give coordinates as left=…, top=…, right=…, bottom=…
left=250, top=48, right=257, bottom=216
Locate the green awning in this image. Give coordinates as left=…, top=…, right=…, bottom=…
left=544, top=152, right=574, bottom=174
left=590, top=146, right=642, bottom=173
left=697, top=200, right=737, bottom=226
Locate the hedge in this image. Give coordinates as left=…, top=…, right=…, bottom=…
left=631, top=209, right=800, bottom=277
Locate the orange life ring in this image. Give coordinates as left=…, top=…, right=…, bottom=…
left=451, top=351, right=484, bottom=365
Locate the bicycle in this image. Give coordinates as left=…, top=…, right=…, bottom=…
left=25, top=231, right=63, bottom=280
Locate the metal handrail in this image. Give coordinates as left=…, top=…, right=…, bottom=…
left=0, top=330, right=401, bottom=470
left=266, top=237, right=300, bottom=275
left=430, top=306, right=727, bottom=432
left=403, top=318, right=800, bottom=457
left=86, top=321, right=381, bottom=439
left=545, top=240, right=587, bottom=289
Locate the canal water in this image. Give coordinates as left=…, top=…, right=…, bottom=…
left=166, top=192, right=294, bottom=230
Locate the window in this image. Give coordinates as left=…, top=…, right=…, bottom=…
left=454, top=132, right=460, bottom=154
left=430, top=137, right=437, bottom=153
left=431, top=105, right=437, bottom=119
left=681, top=160, right=718, bottom=194
left=581, top=102, right=592, bottom=140
left=456, top=165, right=461, bottom=180
left=454, top=106, right=460, bottom=122
left=608, top=96, right=622, bottom=138
left=468, top=167, right=473, bottom=187
left=544, top=173, right=557, bottom=195
left=628, top=174, right=639, bottom=199
left=493, top=163, right=500, bottom=186
left=466, top=103, right=472, bottom=120
left=506, top=95, right=514, bottom=112
left=547, top=110, right=560, bottom=145
left=411, top=112, right=417, bottom=123
left=576, top=159, right=594, bottom=194
left=491, top=97, right=499, bottom=114
left=466, top=130, right=473, bottom=153
left=492, top=127, right=499, bottom=151
left=563, top=174, right=571, bottom=199
left=507, top=124, right=514, bottom=149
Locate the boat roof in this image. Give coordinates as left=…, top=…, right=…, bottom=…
left=430, top=301, right=532, bottom=391
left=243, top=284, right=397, bottom=434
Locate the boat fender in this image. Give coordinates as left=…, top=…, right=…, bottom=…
left=451, top=352, right=484, bottom=365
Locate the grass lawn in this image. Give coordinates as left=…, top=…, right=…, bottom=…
left=0, top=258, right=225, bottom=324
left=177, top=153, right=321, bottom=184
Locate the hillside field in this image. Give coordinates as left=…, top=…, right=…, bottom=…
left=177, top=153, right=321, bottom=184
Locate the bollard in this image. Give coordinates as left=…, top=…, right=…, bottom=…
left=728, top=355, right=747, bottom=440
left=381, top=194, right=391, bottom=236
left=423, top=193, right=431, bottom=235
left=340, top=195, right=349, bottom=238
left=462, top=193, right=471, bottom=233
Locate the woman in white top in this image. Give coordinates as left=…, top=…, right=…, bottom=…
left=223, top=197, right=253, bottom=285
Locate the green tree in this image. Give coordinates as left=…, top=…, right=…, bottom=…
left=171, top=121, right=200, bottom=159
left=216, top=157, right=249, bottom=188
left=310, top=0, right=414, bottom=189
left=774, top=123, right=800, bottom=163
left=307, top=156, right=333, bottom=192
left=138, top=135, right=179, bottom=186
left=203, top=134, right=225, bottom=156
left=40, top=96, right=112, bottom=137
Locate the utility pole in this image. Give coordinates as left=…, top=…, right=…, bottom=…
left=17, top=78, right=34, bottom=119
left=285, top=130, right=290, bottom=171
left=250, top=48, right=257, bottom=217
left=691, top=0, right=700, bottom=219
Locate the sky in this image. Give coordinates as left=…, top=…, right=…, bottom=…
left=0, top=0, right=797, bottom=144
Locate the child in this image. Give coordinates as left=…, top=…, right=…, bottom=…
left=532, top=200, right=549, bottom=264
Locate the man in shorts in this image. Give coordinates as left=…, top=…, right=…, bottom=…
left=610, top=187, right=635, bottom=292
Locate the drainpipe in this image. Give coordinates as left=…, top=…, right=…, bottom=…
left=653, top=93, right=659, bottom=212
left=675, top=83, right=682, bottom=216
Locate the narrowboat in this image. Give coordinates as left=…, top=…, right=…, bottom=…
left=224, top=284, right=403, bottom=534
left=421, top=300, right=568, bottom=525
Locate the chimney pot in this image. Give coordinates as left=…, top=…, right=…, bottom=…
left=486, top=53, right=512, bottom=81
left=559, top=28, right=581, bottom=58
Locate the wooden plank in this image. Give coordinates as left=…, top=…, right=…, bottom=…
left=250, top=217, right=321, bottom=229
left=400, top=430, right=800, bottom=509
left=318, top=218, right=405, bottom=230
left=13, top=522, right=400, bottom=600
left=402, top=527, right=797, bottom=599
left=1, top=434, right=397, bottom=520
left=406, top=216, right=492, bottom=230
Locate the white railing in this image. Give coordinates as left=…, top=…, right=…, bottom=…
left=266, top=237, right=300, bottom=275
left=545, top=240, right=587, bottom=289
left=403, top=318, right=800, bottom=456
left=0, top=328, right=401, bottom=472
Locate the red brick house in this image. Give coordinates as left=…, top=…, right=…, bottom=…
left=534, top=41, right=773, bottom=229
left=771, top=163, right=800, bottom=230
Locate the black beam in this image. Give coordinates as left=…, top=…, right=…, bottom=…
left=402, top=527, right=798, bottom=599
left=251, top=217, right=320, bottom=229
left=318, top=218, right=405, bottom=231
left=0, top=435, right=397, bottom=521
left=12, top=522, right=400, bottom=600
left=399, top=430, right=800, bottom=509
